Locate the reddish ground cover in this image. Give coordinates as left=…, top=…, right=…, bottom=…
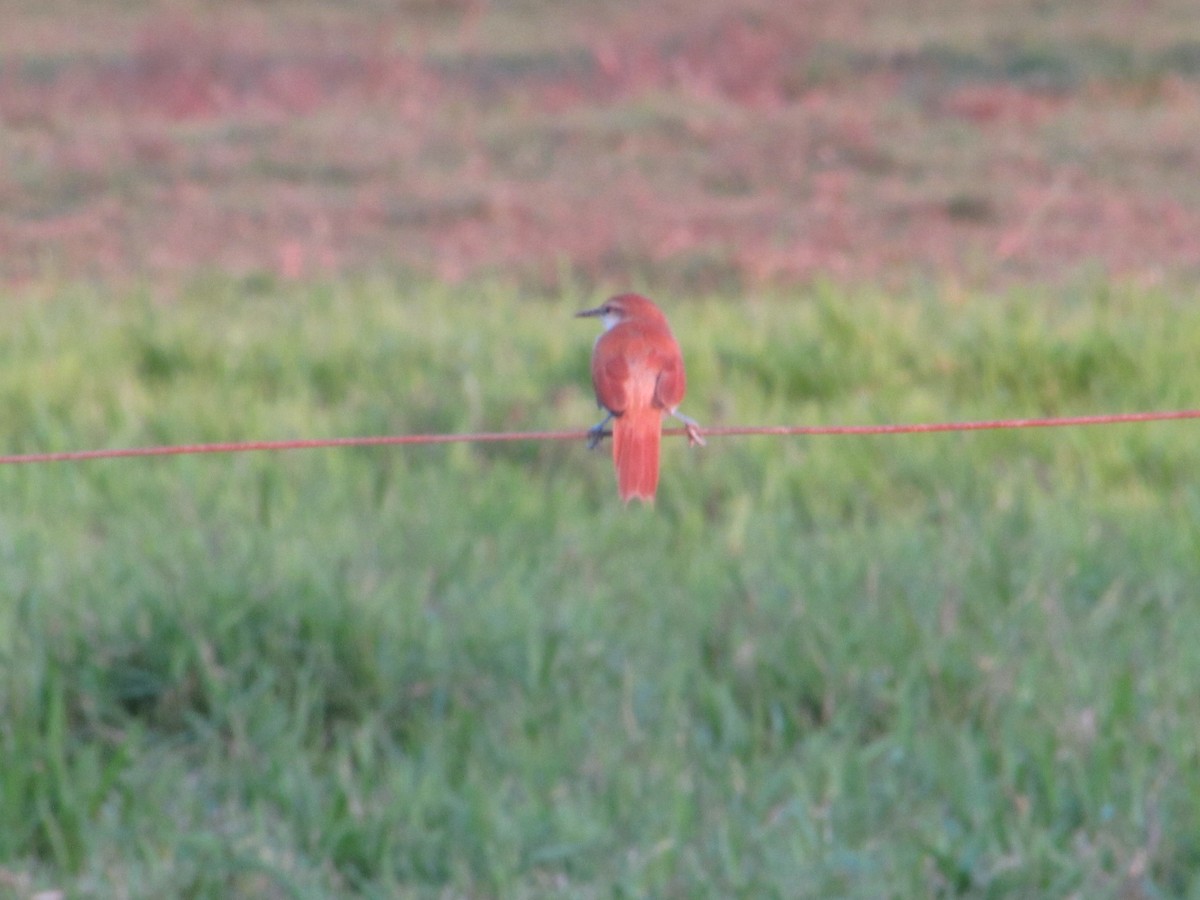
left=2, top=0, right=1199, bottom=289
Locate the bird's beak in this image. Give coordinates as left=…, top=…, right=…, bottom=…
left=576, top=305, right=605, bottom=318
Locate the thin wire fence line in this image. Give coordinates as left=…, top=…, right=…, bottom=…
left=1, top=409, right=1198, bottom=466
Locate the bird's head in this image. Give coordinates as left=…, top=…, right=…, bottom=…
left=576, top=293, right=665, bottom=331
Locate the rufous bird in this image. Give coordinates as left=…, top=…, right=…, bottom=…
left=577, top=293, right=704, bottom=503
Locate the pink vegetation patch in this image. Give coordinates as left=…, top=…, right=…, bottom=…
left=2, top=4, right=1199, bottom=288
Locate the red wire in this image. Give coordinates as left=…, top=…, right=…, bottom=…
left=1, top=410, right=1197, bottom=465
left=699, top=409, right=1200, bottom=437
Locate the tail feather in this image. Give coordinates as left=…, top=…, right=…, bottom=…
left=613, top=410, right=661, bottom=503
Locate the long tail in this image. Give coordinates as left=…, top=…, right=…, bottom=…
left=612, top=409, right=661, bottom=503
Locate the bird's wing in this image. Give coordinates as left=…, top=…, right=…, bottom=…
left=652, top=342, right=686, bottom=411
left=592, top=340, right=630, bottom=414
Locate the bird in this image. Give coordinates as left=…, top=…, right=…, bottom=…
left=577, top=293, right=704, bottom=503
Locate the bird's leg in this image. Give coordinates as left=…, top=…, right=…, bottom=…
left=587, top=411, right=616, bottom=449
left=671, top=410, right=706, bottom=446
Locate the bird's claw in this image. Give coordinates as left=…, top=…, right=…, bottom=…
left=672, top=411, right=706, bottom=447
left=587, top=412, right=615, bottom=449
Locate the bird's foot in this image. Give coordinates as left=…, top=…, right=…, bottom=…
left=672, top=411, right=706, bottom=446
left=587, top=413, right=614, bottom=449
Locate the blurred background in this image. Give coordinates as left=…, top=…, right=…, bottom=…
left=5, top=3, right=1200, bottom=897
left=4, top=0, right=1200, bottom=290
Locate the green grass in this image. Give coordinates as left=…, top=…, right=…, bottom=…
left=2, top=277, right=1200, bottom=897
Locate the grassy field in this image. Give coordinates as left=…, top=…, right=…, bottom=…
left=4, top=0, right=1200, bottom=896
left=2, top=277, right=1199, bottom=897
